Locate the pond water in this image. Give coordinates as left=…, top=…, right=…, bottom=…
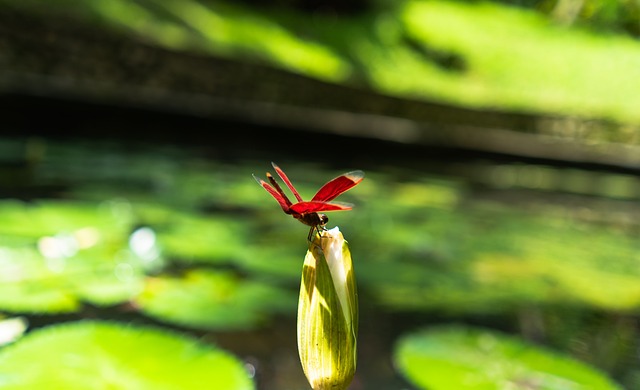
left=0, top=110, right=639, bottom=389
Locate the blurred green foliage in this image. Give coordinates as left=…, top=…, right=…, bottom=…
left=0, top=201, right=144, bottom=313
left=2, top=0, right=639, bottom=386
left=0, top=137, right=637, bottom=386
left=526, top=0, right=640, bottom=36
left=135, top=269, right=295, bottom=331
left=4, top=0, right=640, bottom=126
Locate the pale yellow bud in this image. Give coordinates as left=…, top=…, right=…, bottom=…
left=297, top=227, right=358, bottom=390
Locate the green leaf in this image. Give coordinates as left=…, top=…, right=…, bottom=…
left=394, top=325, right=622, bottom=390
left=0, top=200, right=144, bottom=313
left=156, top=213, right=247, bottom=264
left=0, top=321, right=254, bottom=390
left=135, top=269, right=295, bottom=330
left=0, top=244, right=144, bottom=314
left=0, top=200, right=127, bottom=239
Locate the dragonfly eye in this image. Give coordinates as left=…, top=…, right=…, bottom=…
left=320, top=214, right=329, bottom=225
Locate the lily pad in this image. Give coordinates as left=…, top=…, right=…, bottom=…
left=156, top=213, right=247, bottom=264
left=0, top=199, right=147, bottom=313
left=0, top=321, right=254, bottom=390
left=358, top=199, right=640, bottom=313
left=135, top=269, right=295, bottom=330
left=0, top=200, right=129, bottom=239
left=394, top=325, right=622, bottom=390
left=0, top=243, right=145, bottom=314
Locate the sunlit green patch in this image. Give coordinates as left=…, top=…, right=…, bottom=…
left=0, top=200, right=128, bottom=240
left=163, top=1, right=351, bottom=80
left=39, top=0, right=351, bottom=81
left=394, top=325, right=622, bottom=390
left=361, top=197, right=640, bottom=313
left=138, top=208, right=249, bottom=265
left=0, top=321, right=255, bottom=389
left=400, top=0, right=640, bottom=122
left=0, top=243, right=145, bottom=313
left=5, top=0, right=640, bottom=126
left=135, top=269, right=295, bottom=331
left=0, top=246, right=80, bottom=312
left=237, top=245, right=303, bottom=282
left=472, top=255, right=640, bottom=312
left=390, top=181, right=460, bottom=209
left=0, top=200, right=146, bottom=313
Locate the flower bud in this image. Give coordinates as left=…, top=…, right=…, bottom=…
left=297, top=227, right=358, bottom=390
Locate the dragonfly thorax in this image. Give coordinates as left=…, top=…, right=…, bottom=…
left=295, top=212, right=328, bottom=228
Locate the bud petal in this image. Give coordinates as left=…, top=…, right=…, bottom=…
left=297, top=227, right=358, bottom=390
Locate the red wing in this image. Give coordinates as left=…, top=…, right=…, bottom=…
left=272, top=162, right=304, bottom=203
left=266, top=172, right=292, bottom=208
left=253, top=174, right=291, bottom=213
left=311, top=170, right=365, bottom=202
left=290, top=201, right=353, bottom=215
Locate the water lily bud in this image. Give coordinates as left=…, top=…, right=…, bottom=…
left=297, top=227, right=358, bottom=390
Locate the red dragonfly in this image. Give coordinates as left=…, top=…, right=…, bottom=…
left=254, top=162, right=364, bottom=239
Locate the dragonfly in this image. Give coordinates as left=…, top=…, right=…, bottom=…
left=254, top=162, right=364, bottom=240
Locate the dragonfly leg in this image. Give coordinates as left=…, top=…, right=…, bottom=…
left=307, top=225, right=328, bottom=242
